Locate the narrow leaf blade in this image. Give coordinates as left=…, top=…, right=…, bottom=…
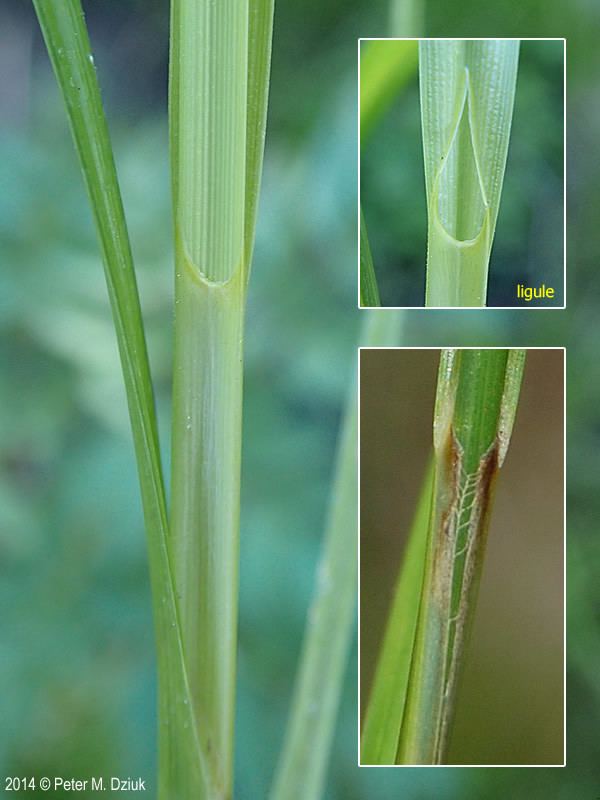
left=31, top=2, right=212, bottom=795
left=361, top=459, right=433, bottom=764
left=245, top=0, right=274, bottom=278
left=360, top=208, right=381, bottom=307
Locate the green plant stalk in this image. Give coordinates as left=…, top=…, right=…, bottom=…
left=360, top=208, right=381, bottom=306
left=169, top=1, right=273, bottom=797
left=360, top=457, right=433, bottom=765
left=31, top=2, right=211, bottom=796
left=270, top=311, right=402, bottom=800
left=420, top=41, right=519, bottom=307
left=397, top=349, right=525, bottom=764
left=168, top=250, right=245, bottom=798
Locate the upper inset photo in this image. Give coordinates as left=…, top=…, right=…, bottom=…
left=358, top=38, right=565, bottom=309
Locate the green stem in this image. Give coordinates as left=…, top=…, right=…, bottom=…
left=168, top=1, right=273, bottom=796
left=420, top=41, right=519, bottom=307
left=169, top=245, right=245, bottom=797
left=397, top=349, right=525, bottom=764
left=169, top=1, right=247, bottom=794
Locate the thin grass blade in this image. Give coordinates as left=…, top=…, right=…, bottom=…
left=245, top=0, right=274, bottom=277
left=360, top=458, right=433, bottom=764
left=31, top=2, right=210, bottom=796
left=30, top=1, right=165, bottom=523
left=360, top=208, right=381, bottom=306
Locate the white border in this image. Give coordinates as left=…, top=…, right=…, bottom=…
left=357, top=39, right=567, bottom=310
left=357, top=346, right=567, bottom=767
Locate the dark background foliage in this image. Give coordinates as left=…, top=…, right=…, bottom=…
left=0, top=0, right=597, bottom=797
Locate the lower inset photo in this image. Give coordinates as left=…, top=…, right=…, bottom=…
left=359, top=348, right=565, bottom=767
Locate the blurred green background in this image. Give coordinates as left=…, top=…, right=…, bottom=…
left=360, top=39, right=564, bottom=307
left=360, top=349, right=564, bottom=765
left=0, top=0, right=597, bottom=798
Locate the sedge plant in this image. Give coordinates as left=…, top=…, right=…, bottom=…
left=361, top=349, right=526, bottom=765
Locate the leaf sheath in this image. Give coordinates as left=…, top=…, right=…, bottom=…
left=397, top=349, right=525, bottom=764
left=168, top=1, right=273, bottom=795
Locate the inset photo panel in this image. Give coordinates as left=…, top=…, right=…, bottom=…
left=358, top=39, right=566, bottom=309
left=358, top=348, right=565, bottom=766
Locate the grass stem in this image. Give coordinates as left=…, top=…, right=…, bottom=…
left=168, top=1, right=273, bottom=795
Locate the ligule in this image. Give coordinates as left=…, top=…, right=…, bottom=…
left=420, top=41, right=520, bottom=307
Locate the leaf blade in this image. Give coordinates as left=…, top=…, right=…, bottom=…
left=360, top=459, right=433, bottom=765
left=360, top=208, right=381, bottom=307
left=31, top=2, right=212, bottom=794
left=245, top=0, right=275, bottom=279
